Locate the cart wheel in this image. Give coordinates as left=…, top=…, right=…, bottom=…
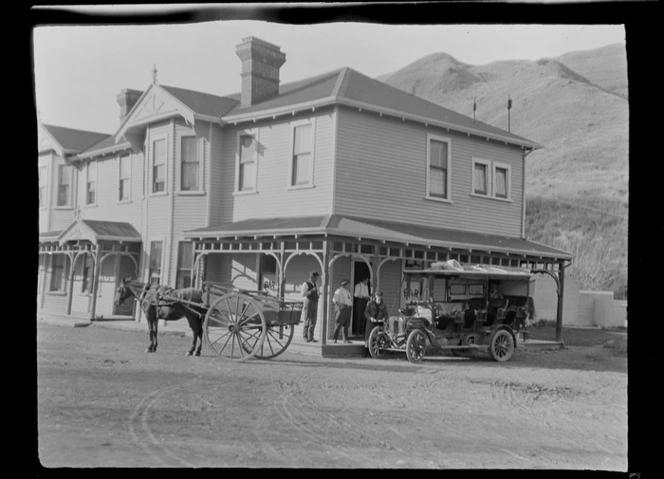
left=406, top=329, right=426, bottom=364
left=489, top=329, right=515, bottom=362
left=249, top=323, right=295, bottom=360
left=368, top=327, right=388, bottom=359
left=203, top=293, right=267, bottom=361
left=453, top=334, right=476, bottom=358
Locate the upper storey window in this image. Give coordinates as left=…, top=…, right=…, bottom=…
left=119, top=154, right=131, bottom=202
left=290, top=123, right=313, bottom=187
left=152, top=138, right=166, bottom=194
left=237, top=134, right=257, bottom=192
left=39, top=166, right=47, bottom=208
left=85, top=161, right=97, bottom=206
left=56, top=164, right=72, bottom=207
left=471, top=157, right=512, bottom=201
left=180, top=136, right=202, bottom=192
left=426, top=134, right=452, bottom=201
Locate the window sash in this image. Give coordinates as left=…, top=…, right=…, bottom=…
left=293, top=124, right=311, bottom=155
left=181, top=137, right=200, bottom=191
left=428, top=139, right=449, bottom=199
left=152, top=139, right=166, bottom=193
left=495, top=167, right=508, bottom=198
left=57, top=165, right=71, bottom=206
left=39, top=166, right=47, bottom=207
left=86, top=163, right=97, bottom=205
left=119, top=155, right=131, bottom=201
left=292, top=153, right=311, bottom=186
left=237, top=135, right=256, bottom=192
left=429, top=140, right=448, bottom=169
left=429, top=166, right=447, bottom=198
left=474, top=163, right=488, bottom=195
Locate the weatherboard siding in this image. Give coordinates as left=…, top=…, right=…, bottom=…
left=167, top=120, right=211, bottom=283
left=143, top=121, right=175, bottom=284
left=78, top=152, right=142, bottom=228
left=48, top=154, right=76, bottom=231
left=334, top=107, right=524, bottom=237
left=216, top=108, right=335, bottom=224
left=208, top=123, right=226, bottom=228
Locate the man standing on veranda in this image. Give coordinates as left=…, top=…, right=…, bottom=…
left=332, top=279, right=353, bottom=344
left=300, top=271, right=320, bottom=342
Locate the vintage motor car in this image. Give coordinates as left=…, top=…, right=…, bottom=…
left=368, top=261, right=535, bottom=363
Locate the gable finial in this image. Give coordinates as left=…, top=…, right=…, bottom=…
left=152, top=64, right=158, bottom=84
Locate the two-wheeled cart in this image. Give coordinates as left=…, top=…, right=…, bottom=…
left=198, top=282, right=304, bottom=361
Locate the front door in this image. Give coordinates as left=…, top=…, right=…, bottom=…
left=350, top=260, right=372, bottom=339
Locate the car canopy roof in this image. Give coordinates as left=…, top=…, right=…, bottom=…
left=404, top=260, right=532, bottom=281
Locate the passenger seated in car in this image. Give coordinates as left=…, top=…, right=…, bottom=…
left=486, top=284, right=508, bottom=326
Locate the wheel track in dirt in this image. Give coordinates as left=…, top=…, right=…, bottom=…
left=269, top=376, right=392, bottom=468
left=351, top=366, right=542, bottom=468
left=128, top=379, right=200, bottom=467
left=486, top=378, right=617, bottom=460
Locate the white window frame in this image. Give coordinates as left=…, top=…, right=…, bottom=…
left=177, top=135, right=205, bottom=195
left=425, top=133, right=452, bottom=203
left=150, top=134, right=169, bottom=196
left=471, top=158, right=491, bottom=197
left=493, top=161, right=512, bottom=201
left=233, top=130, right=259, bottom=195
left=39, top=165, right=48, bottom=209
left=84, top=160, right=98, bottom=207
left=470, top=157, right=513, bottom=202
left=118, top=153, right=132, bottom=203
left=55, top=163, right=73, bottom=209
left=287, top=119, right=316, bottom=190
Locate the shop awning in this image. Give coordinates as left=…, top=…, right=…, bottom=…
left=53, top=219, right=142, bottom=246
left=185, top=214, right=572, bottom=261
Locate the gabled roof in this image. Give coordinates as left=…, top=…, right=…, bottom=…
left=161, top=85, right=239, bottom=118
left=57, top=219, right=142, bottom=245
left=40, top=124, right=109, bottom=156
left=220, top=67, right=541, bottom=149
left=184, top=214, right=571, bottom=261
left=76, top=134, right=131, bottom=160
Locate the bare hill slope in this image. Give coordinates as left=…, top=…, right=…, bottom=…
left=378, top=45, right=629, bottom=293
left=379, top=45, right=628, bottom=202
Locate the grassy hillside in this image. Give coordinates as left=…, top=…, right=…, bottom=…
left=379, top=44, right=629, bottom=294
left=554, top=44, right=628, bottom=99
left=525, top=195, right=627, bottom=294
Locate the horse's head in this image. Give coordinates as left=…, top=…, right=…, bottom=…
left=114, top=277, right=133, bottom=306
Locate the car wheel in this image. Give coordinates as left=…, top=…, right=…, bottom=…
left=489, top=329, right=515, bottom=362
left=406, top=329, right=426, bottom=364
left=368, top=327, right=387, bottom=359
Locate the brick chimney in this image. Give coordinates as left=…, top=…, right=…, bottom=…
left=235, top=37, right=286, bottom=107
left=116, top=88, right=142, bottom=123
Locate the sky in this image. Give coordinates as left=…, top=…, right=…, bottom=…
left=33, top=12, right=626, bottom=134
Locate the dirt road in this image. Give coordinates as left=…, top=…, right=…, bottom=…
left=37, top=322, right=627, bottom=469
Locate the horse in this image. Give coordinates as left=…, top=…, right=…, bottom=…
left=114, top=278, right=207, bottom=356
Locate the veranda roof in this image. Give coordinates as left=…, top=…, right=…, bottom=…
left=185, top=215, right=571, bottom=261
left=54, top=219, right=142, bottom=245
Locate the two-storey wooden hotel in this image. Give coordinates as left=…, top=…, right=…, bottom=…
left=38, top=37, right=571, bottom=354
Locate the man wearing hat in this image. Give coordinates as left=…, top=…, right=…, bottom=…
left=364, top=290, right=389, bottom=346
left=300, top=271, right=320, bottom=342
left=332, top=279, right=353, bottom=343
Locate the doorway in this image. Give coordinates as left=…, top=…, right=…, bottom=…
left=350, top=260, right=372, bottom=339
